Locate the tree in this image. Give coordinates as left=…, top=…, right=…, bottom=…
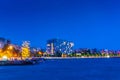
left=21, top=41, right=30, bottom=59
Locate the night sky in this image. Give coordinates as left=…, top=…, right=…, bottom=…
left=0, top=0, right=120, bottom=49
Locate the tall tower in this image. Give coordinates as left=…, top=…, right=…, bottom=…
left=51, top=43, right=54, bottom=55
left=21, top=41, right=30, bottom=59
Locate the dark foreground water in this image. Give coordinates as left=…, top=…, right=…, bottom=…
left=0, top=58, right=120, bottom=80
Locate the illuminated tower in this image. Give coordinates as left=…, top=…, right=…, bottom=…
left=21, top=41, right=30, bottom=59
left=51, top=43, right=54, bottom=55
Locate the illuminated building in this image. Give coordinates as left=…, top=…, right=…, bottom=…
left=0, top=38, right=6, bottom=49
left=21, top=41, right=30, bottom=59
left=46, top=39, right=74, bottom=55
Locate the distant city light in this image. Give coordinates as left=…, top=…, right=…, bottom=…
left=46, top=39, right=74, bottom=54
left=47, top=44, right=50, bottom=46
left=8, top=45, right=13, bottom=50
left=2, top=56, right=8, bottom=61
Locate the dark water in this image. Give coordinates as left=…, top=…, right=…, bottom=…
left=0, top=58, right=120, bottom=80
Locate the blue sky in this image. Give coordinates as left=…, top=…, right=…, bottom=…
left=0, top=0, right=120, bottom=49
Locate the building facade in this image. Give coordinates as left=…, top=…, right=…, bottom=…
left=46, top=39, right=74, bottom=55
left=0, top=38, right=6, bottom=49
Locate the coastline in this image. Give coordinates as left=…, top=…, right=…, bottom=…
left=42, top=56, right=120, bottom=59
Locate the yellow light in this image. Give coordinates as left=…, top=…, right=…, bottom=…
left=8, top=46, right=13, bottom=50
left=38, top=52, right=42, bottom=55
left=2, top=56, right=8, bottom=61
left=0, top=49, right=2, bottom=52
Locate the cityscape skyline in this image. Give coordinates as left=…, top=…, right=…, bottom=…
left=1, top=0, right=120, bottom=80
left=0, top=0, right=120, bottom=49
left=1, top=37, right=120, bottom=51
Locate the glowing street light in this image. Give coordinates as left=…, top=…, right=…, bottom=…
left=38, top=52, right=43, bottom=55
left=8, top=45, right=13, bottom=50
left=2, top=56, right=8, bottom=61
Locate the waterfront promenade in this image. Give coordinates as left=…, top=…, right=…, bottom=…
left=42, top=56, right=120, bottom=60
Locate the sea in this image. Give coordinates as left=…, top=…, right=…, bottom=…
left=0, top=58, right=120, bottom=80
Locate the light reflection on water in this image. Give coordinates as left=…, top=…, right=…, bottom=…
left=0, top=58, right=120, bottom=80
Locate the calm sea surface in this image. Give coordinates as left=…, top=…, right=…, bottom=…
left=0, top=58, right=120, bottom=80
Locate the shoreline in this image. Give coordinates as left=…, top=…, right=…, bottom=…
left=42, top=56, right=120, bottom=59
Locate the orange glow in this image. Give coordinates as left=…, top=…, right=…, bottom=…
left=38, top=52, right=43, bottom=55
left=8, top=45, right=13, bottom=50
left=0, top=49, right=2, bottom=52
